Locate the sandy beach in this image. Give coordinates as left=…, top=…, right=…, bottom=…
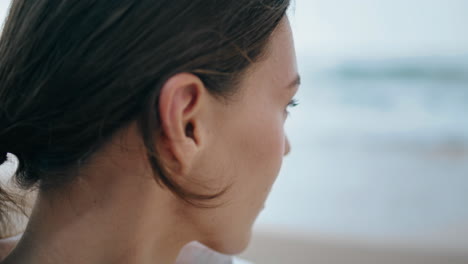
left=240, top=226, right=468, bottom=264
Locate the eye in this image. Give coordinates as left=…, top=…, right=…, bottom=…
left=288, top=98, right=299, bottom=108
left=285, top=98, right=299, bottom=116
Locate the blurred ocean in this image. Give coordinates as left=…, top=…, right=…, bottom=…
left=256, top=55, right=468, bottom=247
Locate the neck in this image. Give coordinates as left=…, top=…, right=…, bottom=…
left=3, top=162, right=194, bottom=264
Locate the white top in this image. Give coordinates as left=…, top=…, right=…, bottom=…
left=0, top=233, right=22, bottom=243
left=0, top=234, right=253, bottom=264
left=177, top=241, right=253, bottom=264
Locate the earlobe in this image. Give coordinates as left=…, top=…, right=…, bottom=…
left=157, top=73, right=206, bottom=174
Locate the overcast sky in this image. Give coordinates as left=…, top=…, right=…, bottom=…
left=2, top=0, right=468, bottom=58
left=291, top=0, right=468, bottom=58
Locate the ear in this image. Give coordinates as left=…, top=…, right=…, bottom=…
left=158, top=73, right=207, bottom=175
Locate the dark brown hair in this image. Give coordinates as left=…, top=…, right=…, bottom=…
left=0, top=0, right=290, bottom=229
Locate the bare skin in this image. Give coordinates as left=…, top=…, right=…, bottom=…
left=2, top=17, right=299, bottom=264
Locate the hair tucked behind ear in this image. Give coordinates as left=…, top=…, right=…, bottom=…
left=0, top=0, right=290, bottom=229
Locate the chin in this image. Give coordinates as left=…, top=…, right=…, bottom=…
left=204, top=228, right=253, bottom=255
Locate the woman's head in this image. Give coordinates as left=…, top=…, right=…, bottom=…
left=175, top=17, right=299, bottom=253
left=0, top=0, right=296, bottom=254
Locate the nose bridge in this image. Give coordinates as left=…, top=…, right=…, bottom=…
left=284, top=135, right=291, bottom=156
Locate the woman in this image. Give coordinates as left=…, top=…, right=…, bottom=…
left=0, top=0, right=299, bottom=263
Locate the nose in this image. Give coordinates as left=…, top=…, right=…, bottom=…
left=284, top=135, right=291, bottom=156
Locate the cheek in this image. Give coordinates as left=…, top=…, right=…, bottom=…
left=236, top=112, right=286, bottom=201
left=250, top=121, right=285, bottom=172
left=192, top=106, right=286, bottom=254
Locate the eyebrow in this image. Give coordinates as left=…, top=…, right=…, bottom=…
left=287, top=75, right=301, bottom=89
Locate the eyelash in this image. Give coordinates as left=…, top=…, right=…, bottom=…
left=288, top=98, right=299, bottom=108
left=286, top=98, right=299, bottom=115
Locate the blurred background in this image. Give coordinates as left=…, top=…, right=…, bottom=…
left=242, top=0, right=468, bottom=263
left=1, top=0, right=468, bottom=263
